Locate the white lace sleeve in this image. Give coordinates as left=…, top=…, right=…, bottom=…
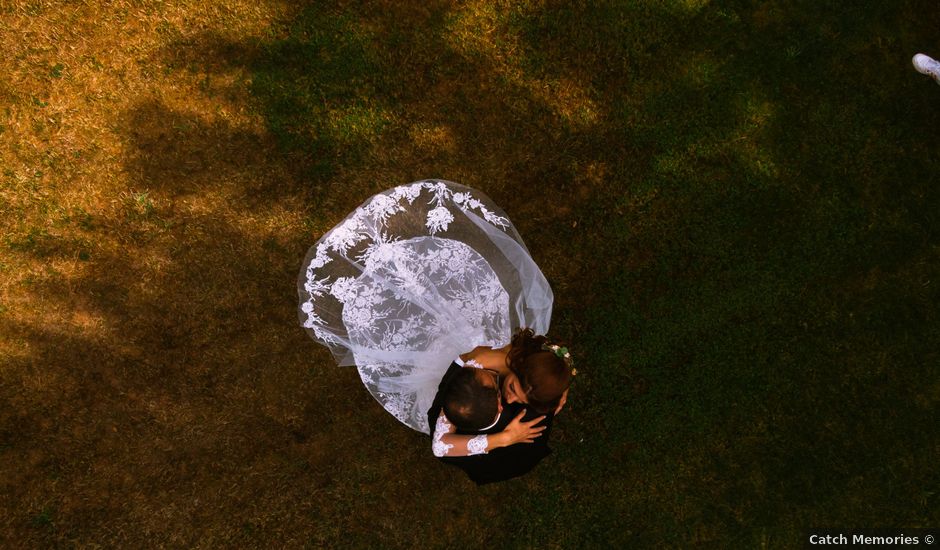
left=432, top=413, right=455, bottom=457
left=466, top=435, right=489, bottom=455
left=464, top=359, right=484, bottom=369
left=431, top=412, right=490, bottom=457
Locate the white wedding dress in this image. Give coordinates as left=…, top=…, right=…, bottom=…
left=297, top=180, right=553, bottom=434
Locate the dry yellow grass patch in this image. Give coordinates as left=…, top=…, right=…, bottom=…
left=0, top=1, right=347, bottom=546
left=0, top=0, right=287, bottom=283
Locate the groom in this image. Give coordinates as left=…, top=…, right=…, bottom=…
left=427, top=361, right=555, bottom=485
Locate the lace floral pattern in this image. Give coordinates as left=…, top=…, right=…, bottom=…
left=298, top=180, right=554, bottom=434
left=302, top=181, right=508, bottom=295
left=467, top=434, right=489, bottom=455
left=348, top=238, right=509, bottom=432
left=432, top=414, right=455, bottom=457
left=301, top=181, right=511, bottom=340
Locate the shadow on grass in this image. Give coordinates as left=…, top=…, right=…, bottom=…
left=508, top=1, right=940, bottom=545
left=2, top=0, right=939, bottom=547
left=0, top=192, right=374, bottom=546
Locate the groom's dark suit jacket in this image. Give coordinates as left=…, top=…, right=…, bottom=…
left=427, top=362, right=554, bottom=485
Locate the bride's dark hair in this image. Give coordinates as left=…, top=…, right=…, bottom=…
left=506, top=328, right=573, bottom=414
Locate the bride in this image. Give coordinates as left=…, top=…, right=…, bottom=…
left=297, top=179, right=567, bottom=438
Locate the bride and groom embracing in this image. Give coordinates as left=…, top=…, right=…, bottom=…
left=298, top=180, right=575, bottom=483
left=429, top=328, right=574, bottom=484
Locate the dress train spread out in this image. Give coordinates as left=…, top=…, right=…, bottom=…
left=298, top=180, right=552, bottom=433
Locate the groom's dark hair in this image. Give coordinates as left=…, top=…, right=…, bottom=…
left=441, top=368, right=499, bottom=431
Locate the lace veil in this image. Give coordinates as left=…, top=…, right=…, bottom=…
left=298, top=180, right=553, bottom=433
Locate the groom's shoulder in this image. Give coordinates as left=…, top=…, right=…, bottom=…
left=427, top=361, right=464, bottom=434
left=438, top=361, right=464, bottom=390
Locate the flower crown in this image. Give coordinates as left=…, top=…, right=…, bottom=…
left=541, top=343, right=577, bottom=376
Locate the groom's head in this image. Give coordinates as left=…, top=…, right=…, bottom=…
left=442, top=367, right=501, bottom=431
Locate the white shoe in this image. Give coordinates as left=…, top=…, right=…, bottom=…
left=913, top=53, right=940, bottom=85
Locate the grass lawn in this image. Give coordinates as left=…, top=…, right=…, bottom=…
left=1, top=0, right=938, bottom=547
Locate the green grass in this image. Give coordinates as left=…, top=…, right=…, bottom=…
left=2, top=0, right=938, bottom=547
left=189, top=0, right=940, bottom=544
left=249, top=8, right=396, bottom=180
left=242, top=0, right=938, bottom=545
left=489, top=1, right=938, bottom=545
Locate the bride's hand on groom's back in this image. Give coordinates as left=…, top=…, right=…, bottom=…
left=492, top=410, right=546, bottom=449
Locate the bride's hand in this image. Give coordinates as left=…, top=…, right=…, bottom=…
left=496, top=410, right=546, bottom=447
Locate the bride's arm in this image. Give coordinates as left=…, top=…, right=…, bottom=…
left=458, top=346, right=511, bottom=375
left=432, top=410, right=546, bottom=457
left=432, top=413, right=492, bottom=457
